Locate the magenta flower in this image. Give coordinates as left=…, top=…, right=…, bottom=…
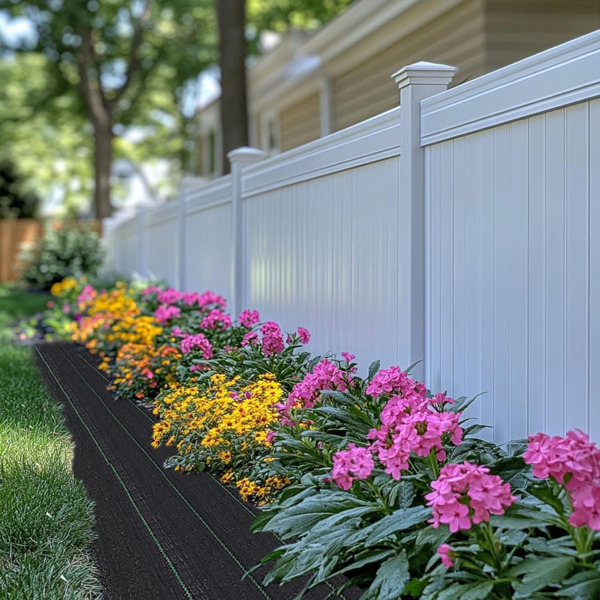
left=180, top=333, right=213, bottom=359
left=157, top=288, right=181, bottom=305
left=241, top=331, right=259, bottom=347
left=437, top=544, right=454, bottom=568
left=200, top=309, right=232, bottom=330
left=238, top=309, right=260, bottom=328
left=146, top=371, right=154, bottom=379
left=155, top=304, right=181, bottom=323
left=77, top=284, right=95, bottom=303
left=297, top=327, right=311, bottom=344
left=332, top=444, right=375, bottom=490
left=524, top=430, right=600, bottom=530
left=260, top=322, right=284, bottom=356
left=426, top=462, right=516, bottom=532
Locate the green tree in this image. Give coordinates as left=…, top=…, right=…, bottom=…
left=0, top=0, right=217, bottom=218
left=247, top=0, right=355, bottom=33
left=0, top=159, right=39, bottom=219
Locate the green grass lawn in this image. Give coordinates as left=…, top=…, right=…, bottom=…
left=0, top=285, right=101, bottom=598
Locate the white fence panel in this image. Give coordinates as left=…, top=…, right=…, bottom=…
left=242, top=109, right=402, bottom=370
left=111, top=218, right=139, bottom=277
left=145, top=202, right=179, bottom=286
left=423, top=31, right=600, bottom=443
left=184, top=176, right=233, bottom=300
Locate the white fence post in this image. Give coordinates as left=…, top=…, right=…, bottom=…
left=227, top=147, right=267, bottom=318
left=393, top=62, right=456, bottom=379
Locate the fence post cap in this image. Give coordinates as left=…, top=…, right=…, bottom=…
left=227, top=147, right=267, bottom=164
left=392, top=62, right=457, bottom=89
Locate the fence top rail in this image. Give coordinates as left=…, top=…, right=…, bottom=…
left=421, top=29, right=600, bottom=145
left=242, top=106, right=401, bottom=198
left=184, top=174, right=233, bottom=214
left=145, top=200, right=179, bottom=227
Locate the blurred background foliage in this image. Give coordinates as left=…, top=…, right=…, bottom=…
left=0, top=0, right=353, bottom=218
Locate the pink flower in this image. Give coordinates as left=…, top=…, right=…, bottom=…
left=342, top=352, right=355, bottom=364
left=260, top=321, right=284, bottom=356
left=332, top=444, right=374, bottom=490
left=525, top=430, right=600, bottom=531
left=155, top=305, right=181, bottom=323
left=62, top=303, right=71, bottom=314
left=141, top=286, right=161, bottom=295
left=238, top=309, right=260, bottom=328
left=426, top=462, right=516, bottom=532
left=180, top=333, right=213, bottom=359
left=437, top=544, right=454, bottom=568
left=366, top=366, right=426, bottom=400
left=197, top=291, right=226, bottom=310
left=157, top=288, right=181, bottom=305
left=241, top=331, right=259, bottom=347
left=146, top=371, right=154, bottom=379
left=46, top=300, right=55, bottom=309
left=200, top=309, right=232, bottom=330
left=77, top=284, right=95, bottom=303
left=278, top=359, right=350, bottom=421
left=297, top=327, right=310, bottom=344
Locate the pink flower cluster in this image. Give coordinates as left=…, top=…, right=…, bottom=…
left=77, top=284, right=95, bottom=303
left=200, top=309, right=232, bottom=330
left=426, top=462, right=516, bottom=532
left=330, top=367, right=464, bottom=489
left=297, top=327, right=310, bottom=345
left=524, top=430, right=600, bottom=530
left=180, top=333, right=213, bottom=359
left=332, top=444, right=375, bottom=490
left=366, top=366, right=427, bottom=399
left=141, top=286, right=161, bottom=295
left=195, top=291, right=226, bottom=310
left=155, top=305, right=181, bottom=323
left=157, top=288, right=181, bottom=305
left=366, top=369, right=461, bottom=480
left=238, top=309, right=260, bottom=328
left=260, top=322, right=284, bottom=356
left=277, top=358, right=349, bottom=425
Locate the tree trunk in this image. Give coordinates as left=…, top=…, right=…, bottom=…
left=93, top=119, right=113, bottom=219
left=216, top=0, right=249, bottom=175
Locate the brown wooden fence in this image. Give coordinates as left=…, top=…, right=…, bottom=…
left=0, top=219, right=102, bottom=283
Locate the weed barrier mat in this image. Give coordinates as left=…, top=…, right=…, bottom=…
left=34, top=343, right=362, bottom=600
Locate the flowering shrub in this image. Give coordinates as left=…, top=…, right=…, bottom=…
left=41, top=275, right=600, bottom=599
left=152, top=373, right=287, bottom=502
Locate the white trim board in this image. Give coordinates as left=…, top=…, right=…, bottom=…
left=242, top=108, right=401, bottom=197
left=421, top=30, right=600, bottom=145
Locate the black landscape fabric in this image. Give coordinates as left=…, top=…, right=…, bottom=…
left=34, top=342, right=362, bottom=600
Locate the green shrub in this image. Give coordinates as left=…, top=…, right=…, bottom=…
left=18, top=225, right=105, bottom=290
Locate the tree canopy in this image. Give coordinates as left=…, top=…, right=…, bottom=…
left=0, top=0, right=355, bottom=217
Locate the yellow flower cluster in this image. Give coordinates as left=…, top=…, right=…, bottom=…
left=235, top=475, right=291, bottom=504
left=50, top=276, right=78, bottom=297
left=72, top=286, right=144, bottom=351
left=152, top=373, right=283, bottom=493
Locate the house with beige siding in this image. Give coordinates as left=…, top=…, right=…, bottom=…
left=195, top=0, right=600, bottom=177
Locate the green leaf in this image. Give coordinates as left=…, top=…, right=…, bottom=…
left=510, top=556, right=576, bottom=597
left=367, top=360, right=381, bottom=382
left=559, top=571, right=600, bottom=599
left=364, top=506, right=431, bottom=546
left=363, top=550, right=410, bottom=600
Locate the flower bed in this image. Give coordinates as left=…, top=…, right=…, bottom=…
left=47, top=277, right=600, bottom=599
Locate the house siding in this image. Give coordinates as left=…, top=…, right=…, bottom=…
left=279, top=92, right=321, bottom=152
left=332, top=0, right=486, bottom=132
left=484, top=0, right=600, bottom=72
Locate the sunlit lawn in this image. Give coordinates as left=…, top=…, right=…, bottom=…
left=0, top=284, right=101, bottom=598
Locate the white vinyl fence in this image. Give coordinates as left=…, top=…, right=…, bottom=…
left=104, top=31, right=600, bottom=443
